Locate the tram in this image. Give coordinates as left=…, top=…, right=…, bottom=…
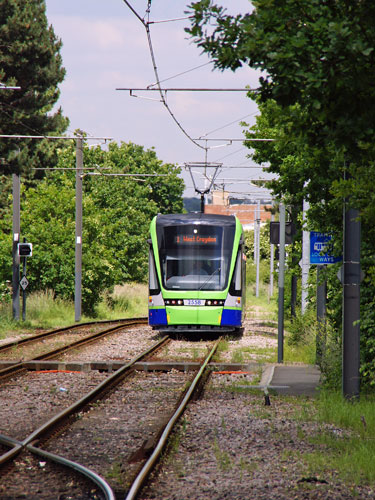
left=148, top=213, right=246, bottom=334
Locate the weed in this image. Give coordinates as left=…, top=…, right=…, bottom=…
left=212, top=338, right=229, bottom=362
left=231, top=349, right=244, bottom=364
left=213, top=438, right=232, bottom=471
left=221, top=416, right=226, bottom=430
left=296, top=425, right=305, bottom=440
left=165, top=428, right=181, bottom=461
left=105, top=461, right=123, bottom=483
left=301, top=390, right=375, bottom=485
left=175, top=461, right=187, bottom=478
left=181, top=417, right=188, bottom=433
left=239, top=457, right=258, bottom=480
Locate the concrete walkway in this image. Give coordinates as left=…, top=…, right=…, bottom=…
left=261, top=364, right=321, bottom=397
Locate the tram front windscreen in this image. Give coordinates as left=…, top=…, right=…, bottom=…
left=157, top=224, right=235, bottom=291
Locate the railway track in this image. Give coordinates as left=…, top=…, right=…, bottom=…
left=1, top=314, right=355, bottom=499
left=0, top=317, right=147, bottom=381
left=0, top=319, right=223, bottom=499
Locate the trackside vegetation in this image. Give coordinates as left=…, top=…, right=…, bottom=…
left=0, top=283, right=148, bottom=336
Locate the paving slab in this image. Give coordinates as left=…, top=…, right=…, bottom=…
left=269, top=364, right=321, bottom=397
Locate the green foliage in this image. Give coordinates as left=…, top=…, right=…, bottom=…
left=186, top=1, right=375, bottom=387
left=0, top=0, right=68, bottom=176
left=243, top=226, right=270, bottom=261
left=187, top=1, right=375, bottom=159
left=0, top=284, right=148, bottom=336
left=308, top=391, right=375, bottom=485
left=0, top=141, right=184, bottom=315
left=246, top=261, right=270, bottom=288
left=287, top=309, right=317, bottom=347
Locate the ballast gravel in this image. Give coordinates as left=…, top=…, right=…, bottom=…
left=141, top=382, right=375, bottom=500
left=1, top=313, right=374, bottom=498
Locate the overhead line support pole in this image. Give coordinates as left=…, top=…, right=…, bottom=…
left=269, top=202, right=275, bottom=298
left=342, top=205, right=361, bottom=400
left=256, top=200, right=260, bottom=298
left=12, top=172, right=20, bottom=320
left=75, top=137, right=83, bottom=322
left=278, top=203, right=286, bottom=363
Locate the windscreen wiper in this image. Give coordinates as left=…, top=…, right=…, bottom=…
left=199, top=267, right=221, bottom=291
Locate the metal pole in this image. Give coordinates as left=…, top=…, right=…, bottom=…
left=316, top=264, right=327, bottom=364
left=301, top=198, right=310, bottom=313
left=22, top=249, right=27, bottom=322
left=200, top=193, right=205, bottom=213
left=75, top=137, right=83, bottom=322
left=253, top=206, right=257, bottom=262
left=269, top=205, right=274, bottom=298
left=256, top=200, right=260, bottom=297
left=342, top=206, right=361, bottom=400
left=278, top=203, right=285, bottom=363
left=12, top=172, right=20, bottom=321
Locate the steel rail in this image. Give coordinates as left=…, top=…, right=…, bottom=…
left=0, top=435, right=22, bottom=466
left=125, top=338, right=220, bottom=500
left=0, top=317, right=147, bottom=353
left=0, top=318, right=148, bottom=380
left=27, top=444, right=116, bottom=500
left=0, top=435, right=115, bottom=500
left=22, top=335, right=170, bottom=447
left=0, top=335, right=170, bottom=469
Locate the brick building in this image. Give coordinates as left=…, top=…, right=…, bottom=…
left=204, top=191, right=272, bottom=230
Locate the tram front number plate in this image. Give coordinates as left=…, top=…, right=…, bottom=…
left=184, top=299, right=205, bottom=306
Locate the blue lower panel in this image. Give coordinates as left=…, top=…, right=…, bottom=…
left=221, top=309, right=242, bottom=327
left=149, top=308, right=167, bottom=326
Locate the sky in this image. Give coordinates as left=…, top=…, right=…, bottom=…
left=45, top=0, right=273, bottom=200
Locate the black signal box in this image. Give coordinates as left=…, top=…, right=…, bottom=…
left=270, top=222, right=295, bottom=245
left=18, top=242, right=33, bottom=257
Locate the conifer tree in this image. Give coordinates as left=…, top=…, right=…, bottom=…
left=0, top=0, right=68, bottom=177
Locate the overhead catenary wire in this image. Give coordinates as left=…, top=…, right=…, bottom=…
left=0, top=82, right=21, bottom=90
left=199, top=112, right=258, bottom=139
left=147, top=15, right=194, bottom=24
left=121, top=0, right=271, bottom=198
left=122, top=0, right=206, bottom=151
left=147, top=62, right=213, bottom=88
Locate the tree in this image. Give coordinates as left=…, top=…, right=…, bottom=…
left=187, top=1, right=375, bottom=162
left=0, top=0, right=68, bottom=210
left=0, top=141, right=184, bottom=314
left=186, top=1, right=375, bottom=387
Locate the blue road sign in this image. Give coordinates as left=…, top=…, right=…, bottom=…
left=310, top=232, right=342, bottom=264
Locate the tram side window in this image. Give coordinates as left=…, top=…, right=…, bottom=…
left=235, top=251, right=242, bottom=291
left=149, top=249, right=160, bottom=293
left=229, top=250, right=242, bottom=296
